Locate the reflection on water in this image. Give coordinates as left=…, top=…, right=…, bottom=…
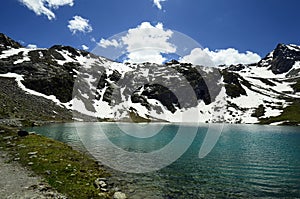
left=27, top=123, right=300, bottom=198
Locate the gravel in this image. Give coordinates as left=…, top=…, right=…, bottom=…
left=0, top=150, right=67, bottom=199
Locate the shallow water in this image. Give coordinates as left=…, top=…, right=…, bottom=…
left=27, top=123, right=300, bottom=198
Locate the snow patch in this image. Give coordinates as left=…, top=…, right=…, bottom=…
left=0, top=73, right=71, bottom=108
left=261, top=107, right=282, bottom=118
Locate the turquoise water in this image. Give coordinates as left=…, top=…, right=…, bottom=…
left=27, top=123, right=300, bottom=198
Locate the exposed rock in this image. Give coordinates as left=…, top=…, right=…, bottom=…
left=270, top=44, right=300, bottom=74
left=18, top=130, right=29, bottom=137
left=3, top=136, right=13, bottom=140
left=94, top=178, right=107, bottom=189
left=28, top=151, right=38, bottom=155
left=0, top=33, right=22, bottom=51
left=0, top=33, right=300, bottom=125
left=113, top=191, right=127, bottom=199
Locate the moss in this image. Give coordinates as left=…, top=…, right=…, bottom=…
left=0, top=127, right=112, bottom=199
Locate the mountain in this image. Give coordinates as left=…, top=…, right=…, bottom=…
left=0, top=33, right=299, bottom=125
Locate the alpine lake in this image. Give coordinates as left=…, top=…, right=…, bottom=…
left=26, top=122, right=300, bottom=199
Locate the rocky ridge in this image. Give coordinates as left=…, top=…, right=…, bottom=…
left=0, top=33, right=299, bottom=125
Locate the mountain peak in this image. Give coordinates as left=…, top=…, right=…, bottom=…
left=257, top=43, right=300, bottom=75
left=274, top=43, right=300, bottom=54
left=270, top=43, right=300, bottom=74
left=0, top=33, right=23, bottom=50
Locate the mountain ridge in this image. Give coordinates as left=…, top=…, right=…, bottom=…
left=0, top=33, right=299, bottom=125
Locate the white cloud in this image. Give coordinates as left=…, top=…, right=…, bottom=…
left=98, top=38, right=120, bottom=48
left=27, top=44, right=37, bottom=49
left=81, top=45, right=89, bottom=51
left=181, top=48, right=261, bottom=66
left=68, top=16, right=93, bottom=34
left=180, top=48, right=214, bottom=66
left=46, top=0, right=74, bottom=8
left=19, top=0, right=74, bottom=20
left=153, top=0, right=166, bottom=10
left=91, top=37, right=96, bottom=43
left=121, top=22, right=176, bottom=64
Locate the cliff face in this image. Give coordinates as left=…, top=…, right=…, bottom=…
left=0, top=33, right=299, bottom=125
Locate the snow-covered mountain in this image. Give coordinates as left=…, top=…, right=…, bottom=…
left=0, top=33, right=299, bottom=125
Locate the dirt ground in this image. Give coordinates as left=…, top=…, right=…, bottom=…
left=0, top=150, right=66, bottom=199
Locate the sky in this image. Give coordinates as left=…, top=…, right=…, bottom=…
left=1, top=0, right=300, bottom=65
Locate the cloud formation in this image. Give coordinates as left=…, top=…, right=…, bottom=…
left=19, top=0, right=74, bottom=20
left=99, top=38, right=120, bottom=48
left=122, top=22, right=176, bottom=64
left=81, top=45, right=89, bottom=51
left=94, top=21, right=260, bottom=66
left=68, top=16, right=93, bottom=34
left=181, top=48, right=261, bottom=66
left=27, top=44, right=37, bottom=49
left=153, top=0, right=166, bottom=10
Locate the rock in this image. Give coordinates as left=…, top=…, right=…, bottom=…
left=3, top=136, right=13, bottom=140
left=269, top=43, right=300, bottom=74
left=94, top=178, right=107, bottom=189
left=6, top=141, right=15, bottom=147
left=0, top=33, right=22, bottom=49
left=129, top=189, right=135, bottom=193
left=28, top=162, right=34, bottom=166
left=113, top=191, right=127, bottom=199
left=100, top=188, right=108, bottom=192
left=17, top=144, right=26, bottom=148
left=111, top=187, right=120, bottom=192
left=0, top=130, right=5, bottom=134
left=45, top=170, right=51, bottom=175
left=28, top=151, right=38, bottom=155
left=29, top=155, right=38, bottom=159
left=18, top=130, right=29, bottom=137
left=37, top=183, right=51, bottom=192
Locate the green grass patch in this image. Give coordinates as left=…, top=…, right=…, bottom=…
left=0, top=126, right=112, bottom=199
left=259, top=99, right=300, bottom=125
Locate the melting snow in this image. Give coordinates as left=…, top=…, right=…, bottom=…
left=0, top=73, right=70, bottom=108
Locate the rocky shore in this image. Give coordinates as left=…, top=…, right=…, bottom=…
left=0, top=125, right=127, bottom=199
left=0, top=149, right=67, bottom=199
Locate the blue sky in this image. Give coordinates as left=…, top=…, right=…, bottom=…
left=1, top=0, right=300, bottom=65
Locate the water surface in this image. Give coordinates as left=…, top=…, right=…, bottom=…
left=27, top=123, right=300, bottom=198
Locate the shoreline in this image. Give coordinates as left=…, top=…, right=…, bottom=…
left=0, top=149, right=67, bottom=198
left=0, top=124, right=127, bottom=199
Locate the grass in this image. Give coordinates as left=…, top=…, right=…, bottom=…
left=259, top=99, right=300, bottom=125
left=0, top=125, right=112, bottom=199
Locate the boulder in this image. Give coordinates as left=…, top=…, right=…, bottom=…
left=18, top=130, right=29, bottom=137
left=113, top=191, right=127, bottom=199
left=94, top=178, right=107, bottom=189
